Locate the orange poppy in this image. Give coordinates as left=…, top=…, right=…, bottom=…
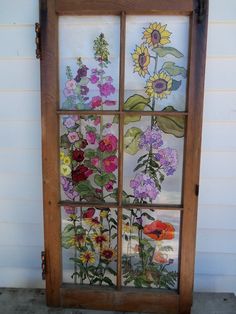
left=143, top=220, right=175, bottom=241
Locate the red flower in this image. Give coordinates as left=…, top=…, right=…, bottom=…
left=102, top=156, right=118, bottom=173
left=90, top=96, right=102, bottom=108
left=143, top=220, right=175, bottom=241
left=72, top=149, right=84, bottom=162
left=72, top=165, right=93, bottom=183
left=98, top=134, right=118, bottom=152
left=83, top=207, right=95, bottom=219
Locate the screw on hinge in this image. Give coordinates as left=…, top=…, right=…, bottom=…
left=35, top=23, right=41, bottom=59
left=195, top=0, right=206, bottom=24
left=195, top=184, right=199, bottom=197
left=41, top=251, right=46, bottom=280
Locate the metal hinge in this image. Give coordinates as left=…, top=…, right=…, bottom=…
left=195, top=0, right=206, bottom=24
left=35, top=23, right=41, bottom=59
left=195, top=184, right=199, bottom=197
left=41, top=251, right=46, bottom=280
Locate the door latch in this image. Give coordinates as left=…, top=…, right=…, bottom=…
left=35, top=23, right=41, bottom=59
left=41, top=251, right=46, bottom=280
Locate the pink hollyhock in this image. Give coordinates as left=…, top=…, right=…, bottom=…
left=64, top=88, right=74, bottom=97
left=105, top=180, right=114, bottom=192
left=91, top=157, right=99, bottom=167
left=93, top=116, right=101, bottom=126
left=104, top=100, right=116, bottom=106
left=66, top=79, right=77, bottom=90
left=86, top=131, right=96, bottom=144
left=68, top=132, right=79, bottom=143
left=90, top=75, right=99, bottom=84
left=98, top=83, right=115, bottom=97
left=102, top=156, right=118, bottom=173
left=90, top=96, right=102, bottom=108
left=63, top=117, right=76, bottom=128
left=99, top=134, right=118, bottom=152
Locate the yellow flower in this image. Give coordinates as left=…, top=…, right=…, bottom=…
left=60, top=164, right=71, bottom=176
left=143, top=22, right=171, bottom=47
left=101, top=247, right=116, bottom=261
left=132, top=44, right=150, bottom=77
left=145, top=72, right=172, bottom=99
left=84, top=217, right=101, bottom=229
left=80, top=251, right=96, bottom=264
left=60, top=151, right=65, bottom=161
left=63, top=156, right=71, bottom=166
left=100, top=209, right=109, bottom=218
left=91, top=233, right=107, bottom=247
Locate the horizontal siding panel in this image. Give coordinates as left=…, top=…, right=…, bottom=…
left=0, top=121, right=41, bottom=149
left=201, top=123, right=236, bottom=152
left=209, top=0, right=236, bottom=21
left=0, top=222, right=43, bottom=247
left=194, top=274, right=236, bottom=293
left=196, top=228, right=236, bottom=254
left=203, top=92, right=236, bottom=122
left=0, top=150, right=42, bottom=176
left=200, top=152, right=236, bottom=178
left=0, top=267, right=44, bottom=288
left=0, top=174, right=42, bottom=201
left=199, top=178, right=236, bottom=206
left=0, top=60, right=40, bottom=90
left=207, top=24, right=236, bottom=57
left=0, top=200, right=43, bottom=224
left=0, top=27, right=35, bottom=58
left=0, top=91, right=40, bottom=121
left=205, top=59, right=236, bottom=90
left=195, top=252, right=236, bottom=276
left=0, top=0, right=39, bottom=25
left=197, top=205, right=236, bottom=230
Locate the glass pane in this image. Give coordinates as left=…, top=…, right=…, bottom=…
left=59, top=16, right=120, bottom=110
left=62, top=206, right=117, bottom=286
left=122, top=209, right=180, bottom=289
left=123, top=115, right=184, bottom=205
left=125, top=16, right=189, bottom=111
left=60, top=115, right=118, bottom=203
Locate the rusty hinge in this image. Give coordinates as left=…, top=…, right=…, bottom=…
left=41, top=251, right=46, bottom=280
left=195, top=0, right=206, bottom=24
left=35, top=23, right=41, bottom=59
left=195, top=184, right=199, bottom=197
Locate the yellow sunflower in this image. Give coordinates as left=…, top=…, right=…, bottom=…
left=101, top=247, right=116, bottom=261
left=132, top=44, right=150, bottom=77
left=80, top=250, right=96, bottom=264
left=143, top=23, right=171, bottom=47
left=91, top=233, right=107, bottom=247
left=145, top=72, right=172, bottom=99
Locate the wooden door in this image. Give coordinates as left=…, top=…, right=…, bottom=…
left=40, top=1, right=208, bottom=313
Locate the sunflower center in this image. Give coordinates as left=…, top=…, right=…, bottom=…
left=138, top=53, right=146, bottom=68
left=103, top=250, right=113, bottom=259
left=151, top=30, right=161, bottom=45
left=153, top=79, right=168, bottom=94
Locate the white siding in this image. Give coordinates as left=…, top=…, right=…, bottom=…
left=0, top=0, right=235, bottom=293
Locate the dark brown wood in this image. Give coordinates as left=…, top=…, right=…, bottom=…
left=56, top=0, right=193, bottom=15
left=179, top=1, right=209, bottom=314
left=57, top=110, right=188, bottom=116
left=61, top=286, right=179, bottom=313
left=40, top=0, right=61, bottom=306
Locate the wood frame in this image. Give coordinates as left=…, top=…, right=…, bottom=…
left=40, top=0, right=208, bottom=313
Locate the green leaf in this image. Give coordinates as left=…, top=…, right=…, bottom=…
left=155, top=106, right=185, bottom=138
left=124, top=127, right=142, bottom=155
left=171, top=79, right=182, bottom=91
left=103, top=277, right=114, bottom=286
left=154, top=47, right=184, bottom=58
left=79, top=77, right=89, bottom=85
left=162, top=62, right=187, bottom=78
left=94, top=174, right=110, bottom=187
left=75, top=181, right=94, bottom=197
left=84, top=149, right=96, bottom=158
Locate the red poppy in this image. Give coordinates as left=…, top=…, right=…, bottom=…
left=83, top=207, right=95, bottom=219
left=143, top=220, right=175, bottom=241
left=72, top=149, right=84, bottom=162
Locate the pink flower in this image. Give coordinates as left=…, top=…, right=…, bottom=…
left=102, top=156, right=118, bottom=173
left=94, top=117, right=101, bottom=126
left=86, top=131, right=96, bottom=144
left=98, top=83, right=115, bottom=97
left=99, top=134, right=118, bottom=152
left=68, top=132, right=79, bottom=143
left=105, top=181, right=114, bottom=192
left=90, top=96, right=102, bottom=109
left=63, top=117, right=76, bottom=128
left=91, top=157, right=99, bottom=167
left=104, top=100, right=116, bottom=106
left=90, top=75, right=99, bottom=84
left=66, top=79, right=77, bottom=90
left=64, top=88, right=74, bottom=97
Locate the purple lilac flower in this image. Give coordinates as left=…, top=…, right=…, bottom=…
left=155, top=147, right=178, bottom=176
left=130, top=173, right=159, bottom=200
left=98, top=82, right=115, bottom=97
left=139, top=127, right=163, bottom=150
left=61, top=177, right=79, bottom=200
left=63, top=117, right=76, bottom=129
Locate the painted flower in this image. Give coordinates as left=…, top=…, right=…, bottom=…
left=143, top=220, right=175, bottom=241
left=63, top=117, right=76, bottom=129
left=145, top=72, right=172, bottom=99
left=90, top=96, right=102, bottom=109
left=99, top=134, right=118, bottom=152
left=60, top=151, right=65, bottom=160
left=102, top=156, right=118, bottom=173
left=139, top=126, right=163, bottom=150
left=64, top=206, right=77, bottom=215
left=91, top=157, right=99, bottom=167
left=105, top=180, right=114, bottom=192
left=98, top=82, right=115, bottom=97
left=80, top=250, right=95, bottom=264
left=83, top=207, right=95, bottom=219
left=153, top=251, right=168, bottom=264
left=90, top=74, right=99, bottom=84
left=75, top=65, right=88, bottom=82
left=60, top=164, right=71, bottom=176
left=66, top=79, right=77, bottom=90
left=130, top=173, right=158, bottom=200
left=101, top=248, right=116, bottom=261
left=92, top=234, right=107, bottom=246
left=63, top=88, right=74, bottom=97
left=72, top=165, right=93, bottom=183
left=72, top=149, right=84, bottom=162
left=100, top=209, right=109, bottom=218
left=104, top=100, right=116, bottom=106
left=143, top=22, right=171, bottom=47
left=86, top=131, right=96, bottom=144
left=132, top=44, right=150, bottom=77
left=94, top=116, right=101, bottom=126
left=68, top=132, right=80, bottom=143
left=80, top=139, right=88, bottom=149
left=61, top=177, right=79, bottom=200
left=80, top=86, right=89, bottom=96
left=155, top=147, right=178, bottom=176
left=63, top=156, right=71, bottom=165
left=74, top=233, right=86, bottom=246
left=84, top=217, right=101, bottom=228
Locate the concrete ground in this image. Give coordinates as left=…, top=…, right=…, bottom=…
left=0, top=289, right=235, bottom=314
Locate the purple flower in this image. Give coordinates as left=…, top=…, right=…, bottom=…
left=80, top=85, right=89, bottom=95
left=98, top=82, right=115, bottom=97
left=64, top=206, right=77, bottom=215
left=130, top=173, right=158, bottom=201
left=90, top=75, right=99, bottom=84
left=155, top=147, right=178, bottom=176
left=63, top=117, right=76, bottom=129
left=75, top=65, right=88, bottom=82
left=61, top=177, right=79, bottom=201
left=68, top=132, right=79, bottom=143
left=64, top=88, right=74, bottom=97
left=139, top=127, right=163, bottom=150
